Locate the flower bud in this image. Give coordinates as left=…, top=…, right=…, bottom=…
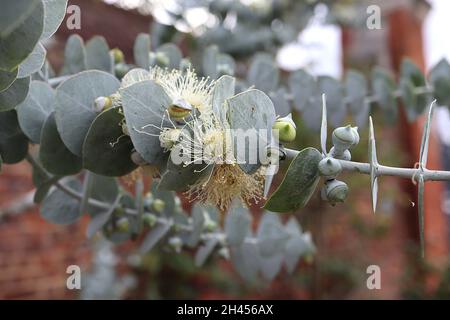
left=329, top=147, right=351, bottom=161
left=204, top=219, right=218, bottom=232
left=142, top=213, right=157, bottom=227
left=318, top=157, right=342, bottom=179
left=111, top=48, right=125, bottom=64
left=323, top=179, right=349, bottom=205
left=150, top=52, right=170, bottom=68
left=272, top=114, right=297, bottom=143
left=332, top=125, right=359, bottom=152
left=168, top=236, right=183, bottom=253
left=94, top=96, right=112, bottom=112
left=168, top=99, right=193, bottom=119
left=218, top=247, right=230, bottom=260
left=114, top=63, right=129, bottom=79
left=152, top=199, right=165, bottom=213
left=116, top=217, right=130, bottom=233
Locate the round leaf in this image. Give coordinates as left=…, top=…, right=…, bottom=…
left=0, top=1, right=44, bottom=71
left=17, top=80, right=55, bottom=143
left=120, top=80, right=171, bottom=165
left=54, top=70, right=120, bottom=156
left=0, top=76, right=30, bottom=112
left=39, top=112, right=82, bottom=176
left=0, top=110, right=29, bottom=164
left=83, top=107, right=137, bottom=176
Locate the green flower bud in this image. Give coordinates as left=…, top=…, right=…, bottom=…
left=150, top=52, right=170, bottom=68
left=116, top=217, right=130, bottom=233
left=332, top=125, right=359, bottom=152
left=204, top=219, right=218, bottom=232
left=272, top=114, right=297, bottom=143
left=168, top=99, right=193, bottom=119
left=318, top=157, right=342, bottom=179
left=323, top=179, right=349, bottom=205
left=329, top=147, right=351, bottom=161
left=218, top=247, right=230, bottom=260
left=152, top=199, right=165, bottom=213
left=94, top=96, right=112, bottom=112
left=142, top=213, right=157, bottom=227
left=131, top=151, right=147, bottom=166
left=114, top=63, right=129, bottom=79
left=168, top=236, right=183, bottom=253
left=111, top=48, right=125, bottom=64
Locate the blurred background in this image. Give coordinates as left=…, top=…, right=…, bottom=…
left=1, top=0, right=450, bottom=299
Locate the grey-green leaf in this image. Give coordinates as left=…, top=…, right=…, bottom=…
left=0, top=0, right=40, bottom=38
left=225, top=207, right=251, bottom=247
left=17, top=42, right=46, bottom=78
left=60, top=35, right=86, bottom=75
left=17, top=80, right=55, bottom=143
left=264, top=147, right=322, bottom=212
left=0, top=1, right=44, bottom=71
left=133, top=33, right=151, bottom=69
left=226, top=89, right=276, bottom=174
left=247, top=53, right=279, bottom=93
left=257, top=213, right=289, bottom=257
left=368, top=116, right=379, bottom=213
left=429, top=58, right=450, bottom=107
left=41, top=179, right=83, bottom=224
left=139, top=222, right=172, bottom=254
left=0, top=110, right=29, bottom=164
left=41, top=0, right=68, bottom=40
left=346, top=70, right=369, bottom=128
left=289, top=69, right=315, bottom=111
left=39, top=112, right=82, bottom=175
left=85, top=36, right=113, bottom=73
left=83, top=107, right=137, bottom=177
left=0, top=76, right=30, bottom=112
left=120, top=80, right=171, bottom=165
left=0, top=68, right=18, bottom=92
left=156, top=43, right=182, bottom=69
left=54, top=70, right=120, bottom=156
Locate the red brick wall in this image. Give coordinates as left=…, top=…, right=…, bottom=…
left=0, top=162, right=91, bottom=299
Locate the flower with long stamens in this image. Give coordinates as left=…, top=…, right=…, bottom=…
left=164, top=103, right=265, bottom=212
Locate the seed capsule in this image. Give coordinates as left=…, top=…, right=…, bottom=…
left=332, top=125, right=359, bottom=152
left=324, top=179, right=349, bottom=205
left=272, top=114, right=297, bottom=143
left=318, top=157, right=342, bottom=179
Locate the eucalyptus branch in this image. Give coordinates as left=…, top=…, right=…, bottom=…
left=24, top=153, right=261, bottom=246
left=284, top=149, right=450, bottom=182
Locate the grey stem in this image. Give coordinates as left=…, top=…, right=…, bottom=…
left=25, top=153, right=258, bottom=245
left=284, top=148, right=450, bottom=182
